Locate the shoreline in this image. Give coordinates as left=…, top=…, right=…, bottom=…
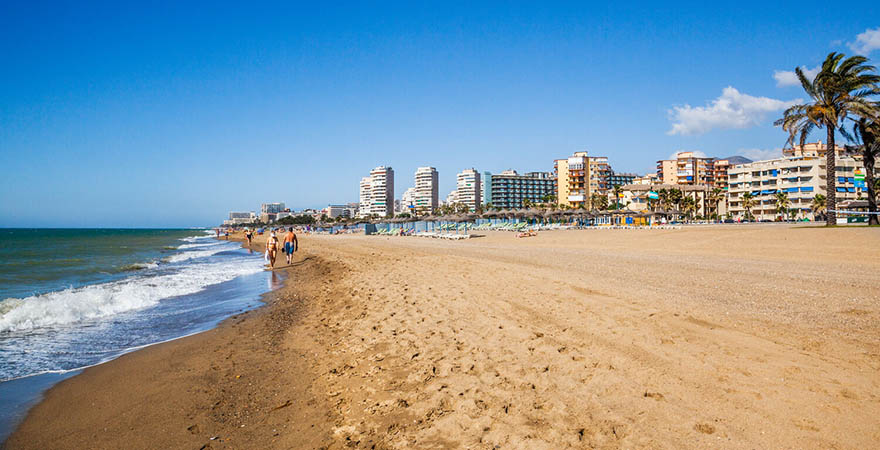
left=3, top=232, right=318, bottom=449
left=5, top=226, right=880, bottom=448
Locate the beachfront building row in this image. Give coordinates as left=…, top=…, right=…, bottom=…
left=359, top=166, right=395, bottom=218
left=324, top=203, right=358, bottom=219
left=483, top=170, right=556, bottom=209
left=223, top=211, right=257, bottom=226
left=620, top=184, right=715, bottom=217
left=727, top=145, right=871, bottom=221
left=655, top=152, right=755, bottom=190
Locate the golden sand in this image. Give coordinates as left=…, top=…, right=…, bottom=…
left=7, top=225, right=880, bottom=449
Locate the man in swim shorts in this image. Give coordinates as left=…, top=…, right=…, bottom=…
left=283, top=227, right=298, bottom=264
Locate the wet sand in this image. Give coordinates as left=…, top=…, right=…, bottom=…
left=6, top=225, right=880, bottom=449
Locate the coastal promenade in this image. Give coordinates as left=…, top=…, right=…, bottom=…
left=7, top=225, right=880, bottom=449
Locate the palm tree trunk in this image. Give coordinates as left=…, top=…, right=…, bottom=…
left=826, top=126, right=837, bottom=226
left=861, top=125, right=878, bottom=226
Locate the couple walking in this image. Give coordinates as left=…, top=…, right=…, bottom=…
left=265, top=227, right=298, bottom=269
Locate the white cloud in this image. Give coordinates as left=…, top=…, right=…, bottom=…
left=849, top=27, right=880, bottom=54
left=737, top=148, right=783, bottom=162
left=773, top=66, right=820, bottom=87
left=667, top=87, right=800, bottom=136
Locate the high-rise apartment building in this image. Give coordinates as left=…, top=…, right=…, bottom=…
left=483, top=170, right=555, bottom=209
left=554, top=151, right=612, bottom=208
left=713, top=159, right=731, bottom=190
left=358, top=177, right=372, bottom=217
left=413, top=166, right=439, bottom=214
left=656, top=152, right=715, bottom=186
left=727, top=146, right=872, bottom=221
left=455, top=169, right=481, bottom=212
left=357, top=166, right=394, bottom=217
left=369, top=166, right=394, bottom=217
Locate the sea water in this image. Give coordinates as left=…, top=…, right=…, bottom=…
left=0, top=229, right=276, bottom=442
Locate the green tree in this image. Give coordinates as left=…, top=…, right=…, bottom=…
left=681, top=196, right=696, bottom=220
left=811, top=194, right=827, bottom=221
left=853, top=118, right=880, bottom=225
left=774, top=52, right=880, bottom=226
left=590, top=192, right=608, bottom=210
left=774, top=191, right=791, bottom=220
left=741, top=192, right=756, bottom=220
left=709, top=187, right=725, bottom=219
left=669, top=188, right=684, bottom=210
left=612, top=185, right=623, bottom=209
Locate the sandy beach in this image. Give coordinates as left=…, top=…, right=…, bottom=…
left=6, top=225, right=880, bottom=449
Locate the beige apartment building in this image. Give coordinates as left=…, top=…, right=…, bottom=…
left=555, top=151, right=612, bottom=208
left=727, top=149, right=870, bottom=221
left=656, top=151, right=716, bottom=186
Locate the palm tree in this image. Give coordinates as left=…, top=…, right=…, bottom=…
left=741, top=192, right=756, bottom=220
left=658, top=189, right=670, bottom=210
left=669, top=188, right=684, bottom=211
left=681, top=196, right=697, bottom=221
left=853, top=117, right=880, bottom=225
left=774, top=191, right=791, bottom=221
left=612, top=185, right=623, bottom=209
left=775, top=52, right=880, bottom=226
left=591, top=192, right=608, bottom=210
left=811, top=194, right=827, bottom=221
left=709, top=187, right=725, bottom=220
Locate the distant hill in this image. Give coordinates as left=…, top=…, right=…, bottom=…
left=722, top=155, right=752, bottom=164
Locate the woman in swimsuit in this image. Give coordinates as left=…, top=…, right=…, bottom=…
left=266, top=232, right=279, bottom=268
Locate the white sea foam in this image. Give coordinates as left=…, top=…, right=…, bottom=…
left=177, top=242, right=215, bottom=250
left=0, top=255, right=264, bottom=334
left=167, top=246, right=228, bottom=263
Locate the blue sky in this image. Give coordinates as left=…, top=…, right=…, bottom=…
left=1, top=2, right=879, bottom=227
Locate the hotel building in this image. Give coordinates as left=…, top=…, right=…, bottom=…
left=413, top=166, right=439, bottom=214
left=455, top=168, right=481, bottom=212
left=607, top=172, right=636, bottom=187
left=727, top=143, right=869, bottom=221
left=261, top=203, right=285, bottom=214
left=358, top=166, right=395, bottom=217
left=656, top=152, right=715, bottom=186
left=483, top=170, right=556, bottom=209
left=554, top=151, right=612, bottom=208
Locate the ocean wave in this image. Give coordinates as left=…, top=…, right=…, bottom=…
left=0, top=257, right=264, bottom=334
left=180, top=234, right=215, bottom=243
left=177, top=242, right=216, bottom=250
left=119, top=261, right=160, bottom=272
left=167, top=246, right=228, bottom=263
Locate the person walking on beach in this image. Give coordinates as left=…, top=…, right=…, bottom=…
left=266, top=232, right=279, bottom=269
left=283, top=227, right=298, bottom=264
left=245, top=228, right=253, bottom=246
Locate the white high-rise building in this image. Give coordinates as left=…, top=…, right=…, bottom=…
left=360, top=166, right=394, bottom=218
left=456, top=168, right=481, bottom=212
left=413, top=166, right=439, bottom=215
left=359, top=177, right=372, bottom=217
left=400, top=187, right=416, bottom=214
left=444, top=190, right=458, bottom=206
